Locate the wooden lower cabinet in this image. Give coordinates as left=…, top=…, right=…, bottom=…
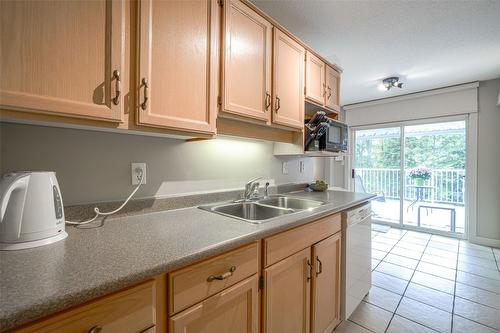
left=169, top=274, right=259, bottom=333
left=264, top=247, right=311, bottom=333
left=311, top=233, right=342, bottom=333
left=14, top=280, right=156, bottom=333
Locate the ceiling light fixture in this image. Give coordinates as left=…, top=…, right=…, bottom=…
left=382, top=77, right=404, bottom=91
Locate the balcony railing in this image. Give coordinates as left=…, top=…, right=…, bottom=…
left=356, top=168, right=465, bottom=205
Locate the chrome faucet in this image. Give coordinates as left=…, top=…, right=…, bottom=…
left=243, top=177, right=263, bottom=200
left=264, top=182, right=270, bottom=198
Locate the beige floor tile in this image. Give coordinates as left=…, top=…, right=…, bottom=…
left=421, top=253, right=457, bottom=269
left=372, top=249, right=388, bottom=260
left=335, top=320, right=374, bottom=333
left=417, top=261, right=457, bottom=280
left=401, top=236, right=429, bottom=246
left=363, top=285, right=402, bottom=312
left=349, top=301, right=393, bottom=333
left=454, top=297, right=500, bottom=330
left=456, top=271, right=500, bottom=294
left=372, top=271, right=409, bottom=295
left=458, top=255, right=498, bottom=270
left=457, top=261, right=500, bottom=281
left=405, top=282, right=454, bottom=312
left=394, top=241, right=427, bottom=252
left=374, top=235, right=400, bottom=245
left=460, top=241, right=493, bottom=253
left=396, top=297, right=452, bottom=333
left=376, top=261, right=414, bottom=280
left=391, top=247, right=423, bottom=260
left=384, top=253, right=419, bottom=269
left=411, top=271, right=455, bottom=294
left=458, top=247, right=495, bottom=260
left=431, top=235, right=459, bottom=245
left=452, top=315, right=500, bottom=333
left=427, top=241, right=458, bottom=253
left=372, top=240, right=394, bottom=252
left=387, top=315, right=439, bottom=333
left=455, top=282, right=500, bottom=310
left=425, top=247, right=458, bottom=260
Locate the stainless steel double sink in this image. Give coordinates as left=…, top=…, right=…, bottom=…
left=199, top=196, right=326, bottom=224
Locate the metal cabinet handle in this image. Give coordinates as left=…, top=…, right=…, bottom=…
left=112, top=70, right=121, bottom=105
left=265, top=92, right=271, bottom=110
left=323, top=83, right=327, bottom=97
left=316, top=256, right=323, bottom=276
left=306, top=259, right=313, bottom=282
left=275, top=96, right=281, bottom=112
left=87, top=326, right=102, bottom=333
left=327, top=86, right=332, bottom=100
left=207, top=266, right=236, bottom=282
left=141, top=78, right=149, bottom=110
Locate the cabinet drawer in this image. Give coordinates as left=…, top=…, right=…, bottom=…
left=15, top=280, right=156, bottom=333
left=264, top=213, right=341, bottom=267
left=169, top=242, right=259, bottom=315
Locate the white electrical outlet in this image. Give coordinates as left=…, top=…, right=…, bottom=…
left=131, top=163, right=147, bottom=185
left=299, top=160, right=305, bottom=173
left=282, top=161, right=288, bottom=175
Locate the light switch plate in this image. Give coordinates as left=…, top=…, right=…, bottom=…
left=282, top=162, right=289, bottom=175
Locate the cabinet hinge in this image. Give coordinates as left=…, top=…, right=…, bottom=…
left=259, top=276, right=264, bottom=290
left=304, top=86, right=306, bottom=95
left=217, top=0, right=224, bottom=7
left=217, top=95, right=222, bottom=109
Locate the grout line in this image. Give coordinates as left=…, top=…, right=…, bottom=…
left=394, top=313, right=442, bottom=333
left=454, top=294, right=500, bottom=312
left=382, top=228, right=432, bottom=333
left=346, top=318, right=377, bottom=333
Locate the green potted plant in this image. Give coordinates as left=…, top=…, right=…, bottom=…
left=409, top=167, right=432, bottom=186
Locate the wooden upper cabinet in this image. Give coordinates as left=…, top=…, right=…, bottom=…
left=325, top=66, right=340, bottom=111
left=264, top=247, right=311, bottom=333
left=137, top=0, right=218, bottom=134
left=222, top=0, right=272, bottom=122
left=0, top=0, right=124, bottom=122
left=170, top=275, right=259, bottom=333
left=272, top=29, right=305, bottom=130
left=305, top=52, right=325, bottom=106
left=311, top=233, right=342, bottom=333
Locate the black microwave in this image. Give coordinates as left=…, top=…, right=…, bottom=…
left=324, top=119, right=348, bottom=152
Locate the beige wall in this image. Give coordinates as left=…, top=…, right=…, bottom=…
left=0, top=123, right=323, bottom=205
left=476, top=78, right=500, bottom=240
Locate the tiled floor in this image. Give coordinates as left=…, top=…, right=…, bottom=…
left=336, top=227, right=500, bottom=333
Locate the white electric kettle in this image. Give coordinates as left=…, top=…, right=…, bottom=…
left=0, top=171, right=67, bottom=250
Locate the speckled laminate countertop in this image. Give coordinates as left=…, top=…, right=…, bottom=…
left=0, top=190, right=374, bottom=331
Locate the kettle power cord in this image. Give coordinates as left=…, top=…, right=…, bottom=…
left=65, top=169, right=144, bottom=225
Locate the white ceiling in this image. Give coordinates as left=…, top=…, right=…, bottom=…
left=251, top=0, right=500, bottom=105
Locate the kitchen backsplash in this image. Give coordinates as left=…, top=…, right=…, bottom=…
left=0, top=123, right=324, bottom=205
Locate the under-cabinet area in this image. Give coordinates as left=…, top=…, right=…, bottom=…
left=0, top=0, right=340, bottom=147
left=5, top=200, right=365, bottom=333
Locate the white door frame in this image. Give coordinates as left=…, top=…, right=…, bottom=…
left=347, top=115, right=476, bottom=239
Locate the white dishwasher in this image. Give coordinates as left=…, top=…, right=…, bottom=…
left=341, top=202, right=372, bottom=320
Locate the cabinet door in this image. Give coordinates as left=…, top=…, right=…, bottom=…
left=311, top=233, right=342, bottom=333
left=138, top=0, right=218, bottom=134
left=222, top=0, right=272, bottom=122
left=305, top=52, right=325, bottom=106
left=325, top=66, right=340, bottom=111
left=170, top=275, right=259, bottom=333
left=264, top=247, right=311, bottom=333
left=0, top=0, right=123, bottom=122
left=272, top=29, right=305, bottom=129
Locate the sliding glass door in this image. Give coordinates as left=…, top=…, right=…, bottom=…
left=352, top=117, right=467, bottom=236
left=353, top=127, right=401, bottom=224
